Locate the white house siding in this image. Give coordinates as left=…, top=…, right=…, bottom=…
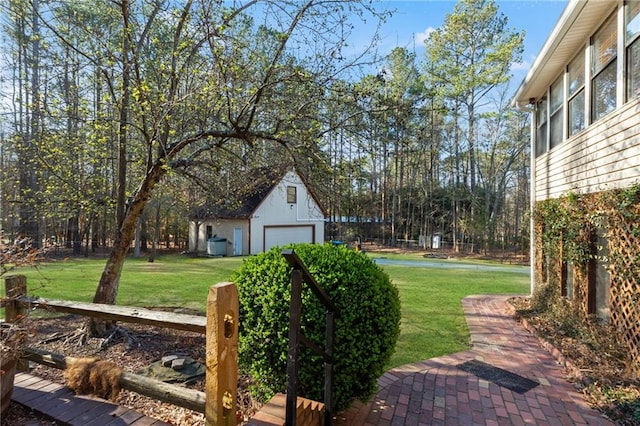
left=249, top=171, right=325, bottom=255
left=264, top=225, right=315, bottom=252
left=189, top=219, right=249, bottom=256
left=535, top=98, right=640, bottom=201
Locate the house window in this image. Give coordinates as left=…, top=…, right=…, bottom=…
left=535, top=99, right=548, bottom=157
left=591, top=13, right=618, bottom=121
left=287, top=186, right=297, bottom=204
left=626, top=0, right=640, bottom=100
left=549, top=75, right=564, bottom=149
left=568, top=49, right=586, bottom=136
left=206, top=225, right=213, bottom=240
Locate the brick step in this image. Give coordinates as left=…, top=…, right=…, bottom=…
left=248, top=393, right=324, bottom=426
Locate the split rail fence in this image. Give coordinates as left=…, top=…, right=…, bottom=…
left=2, top=275, right=238, bottom=426
left=3, top=248, right=333, bottom=426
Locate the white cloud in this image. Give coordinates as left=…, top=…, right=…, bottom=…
left=511, top=52, right=539, bottom=73
left=511, top=61, right=531, bottom=71
left=414, top=27, right=436, bottom=46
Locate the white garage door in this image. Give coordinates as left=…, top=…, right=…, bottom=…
left=264, top=226, right=314, bottom=251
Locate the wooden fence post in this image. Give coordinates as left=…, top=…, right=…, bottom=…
left=205, top=282, right=238, bottom=426
left=4, top=275, right=29, bottom=371
left=4, top=275, right=27, bottom=324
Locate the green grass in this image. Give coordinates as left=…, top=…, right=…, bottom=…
left=378, top=259, right=529, bottom=367
left=2, top=253, right=529, bottom=368
left=3, top=255, right=243, bottom=313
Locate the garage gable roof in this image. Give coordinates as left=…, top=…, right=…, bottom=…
left=189, top=167, right=326, bottom=220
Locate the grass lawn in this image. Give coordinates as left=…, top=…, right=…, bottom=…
left=3, top=255, right=243, bottom=312
left=1, top=252, right=529, bottom=368
left=371, top=256, right=530, bottom=367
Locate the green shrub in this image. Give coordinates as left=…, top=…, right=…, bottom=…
left=234, top=243, right=401, bottom=412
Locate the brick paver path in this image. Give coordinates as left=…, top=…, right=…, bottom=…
left=335, top=294, right=613, bottom=426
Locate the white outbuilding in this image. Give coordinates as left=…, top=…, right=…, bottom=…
left=188, top=168, right=326, bottom=256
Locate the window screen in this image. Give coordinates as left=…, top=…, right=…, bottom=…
left=568, top=50, right=586, bottom=135
left=592, top=13, right=618, bottom=121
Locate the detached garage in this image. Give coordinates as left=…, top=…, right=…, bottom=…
left=264, top=225, right=314, bottom=252
left=188, top=168, right=327, bottom=255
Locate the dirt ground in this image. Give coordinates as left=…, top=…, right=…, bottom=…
left=5, top=314, right=260, bottom=425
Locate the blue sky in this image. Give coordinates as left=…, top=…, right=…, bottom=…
left=363, top=0, right=568, bottom=91
left=0, top=1, right=568, bottom=111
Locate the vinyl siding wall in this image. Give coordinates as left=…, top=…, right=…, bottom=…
left=249, top=171, right=325, bottom=254
left=535, top=97, right=640, bottom=201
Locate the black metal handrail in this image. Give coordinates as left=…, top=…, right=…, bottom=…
left=282, top=249, right=336, bottom=426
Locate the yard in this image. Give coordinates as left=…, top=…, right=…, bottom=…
left=3, top=251, right=530, bottom=368
left=8, top=250, right=637, bottom=425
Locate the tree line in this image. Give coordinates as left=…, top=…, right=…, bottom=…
left=0, top=0, right=528, bottom=328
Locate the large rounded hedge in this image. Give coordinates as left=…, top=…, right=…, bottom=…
left=233, top=243, right=401, bottom=412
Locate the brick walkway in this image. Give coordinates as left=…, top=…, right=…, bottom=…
left=335, top=294, right=613, bottom=426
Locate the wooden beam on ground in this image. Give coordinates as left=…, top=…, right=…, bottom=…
left=22, top=347, right=206, bottom=413
left=119, top=370, right=205, bottom=413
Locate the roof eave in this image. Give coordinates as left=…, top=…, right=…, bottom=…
left=511, top=0, right=615, bottom=108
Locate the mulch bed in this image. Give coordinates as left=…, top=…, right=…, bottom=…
left=510, top=296, right=640, bottom=425
left=6, top=313, right=260, bottom=425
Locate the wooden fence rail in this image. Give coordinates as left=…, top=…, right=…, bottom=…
left=22, top=347, right=207, bottom=413
left=2, top=275, right=238, bottom=426
left=16, top=296, right=207, bottom=333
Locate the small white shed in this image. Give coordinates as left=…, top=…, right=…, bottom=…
left=188, top=169, right=326, bottom=255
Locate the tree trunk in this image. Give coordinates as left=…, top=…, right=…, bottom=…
left=193, top=221, right=201, bottom=256
left=134, top=217, right=141, bottom=258
left=89, top=161, right=167, bottom=336
left=116, top=0, right=130, bottom=233
left=73, top=218, right=82, bottom=255
left=19, top=0, right=41, bottom=248
left=87, top=0, right=133, bottom=337
left=149, top=200, right=161, bottom=262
